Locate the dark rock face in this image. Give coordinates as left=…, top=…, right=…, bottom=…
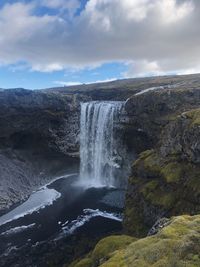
left=124, top=97, right=200, bottom=237
left=121, top=88, right=200, bottom=234
left=0, top=88, right=84, bottom=155
left=159, top=109, right=200, bottom=163
left=123, top=88, right=200, bottom=155
left=0, top=89, right=88, bottom=212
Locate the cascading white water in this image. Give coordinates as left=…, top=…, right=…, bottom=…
left=80, top=101, right=123, bottom=187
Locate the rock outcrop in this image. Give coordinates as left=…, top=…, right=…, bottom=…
left=123, top=87, right=200, bottom=154
left=124, top=99, right=200, bottom=236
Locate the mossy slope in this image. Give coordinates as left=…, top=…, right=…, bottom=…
left=69, top=235, right=136, bottom=267
left=70, top=215, right=200, bottom=267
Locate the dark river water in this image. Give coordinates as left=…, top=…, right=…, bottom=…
left=0, top=174, right=125, bottom=267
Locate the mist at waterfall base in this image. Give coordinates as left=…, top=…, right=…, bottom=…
left=0, top=101, right=126, bottom=266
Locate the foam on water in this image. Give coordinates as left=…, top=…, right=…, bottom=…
left=62, top=208, right=122, bottom=235
left=1, top=223, right=36, bottom=236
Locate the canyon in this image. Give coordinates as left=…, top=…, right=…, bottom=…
left=0, top=73, right=200, bottom=266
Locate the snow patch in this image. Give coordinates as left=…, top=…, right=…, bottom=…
left=40, top=173, right=77, bottom=189
left=0, top=188, right=61, bottom=227
left=135, top=84, right=178, bottom=96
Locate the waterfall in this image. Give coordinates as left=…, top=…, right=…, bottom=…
left=79, top=101, right=123, bottom=187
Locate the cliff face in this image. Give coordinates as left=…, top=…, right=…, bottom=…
left=0, top=89, right=88, bottom=212
left=123, top=88, right=200, bottom=154
left=0, top=88, right=84, bottom=155
left=123, top=89, right=200, bottom=236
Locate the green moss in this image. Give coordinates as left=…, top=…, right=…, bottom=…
left=71, top=258, right=93, bottom=267
left=184, top=108, right=200, bottom=125
left=146, top=191, right=176, bottom=209
left=141, top=180, right=159, bottom=196
left=161, top=162, right=183, bottom=183
left=143, top=152, right=161, bottom=175
left=92, top=235, right=136, bottom=265
left=100, top=250, right=127, bottom=267
left=140, top=151, right=184, bottom=184
left=123, top=205, right=149, bottom=236
left=185, top=165, right=200, bottom=194
left=99, top=215, right=200, bottom=267
left=132, top=150, right=161, bottom=181
left=125, top=148, right=200, bottom=236
left=139, top=149, right=154, bottom=160
left=71, top=236, right=136, bottom=267
left=75, top=215, right=200, bottom=267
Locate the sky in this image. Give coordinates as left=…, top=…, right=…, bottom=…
left=0, top=0, right=199, bottom=89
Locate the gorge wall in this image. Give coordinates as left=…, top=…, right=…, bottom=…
left=123, top=87, right=200, bottom=236
left=0, top=73, right=200, bottom=222
left=0, top=89, right=85, bottom=212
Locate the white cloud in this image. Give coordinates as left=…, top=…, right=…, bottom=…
left=32, top=63, right=64, bottom=72
left=124, top=60, right=164, bottom=78
left=177, top=66, right=200, bottom=75
left=157, top=0, right=194, bottom=24
left=0, top=0, right=199, bottom=76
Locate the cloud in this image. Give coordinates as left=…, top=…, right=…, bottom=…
left=0, top=0, right=199, bottom=77
left=124, top=60, right=164, bottom=78
left=157, top=0, right=194, bottom=24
